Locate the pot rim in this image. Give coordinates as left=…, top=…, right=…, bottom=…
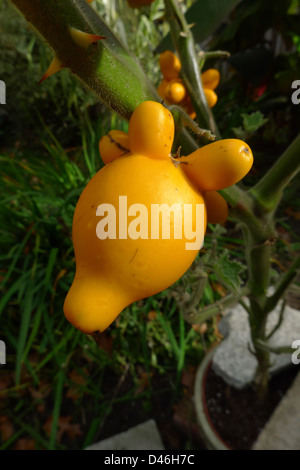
left=194, top=346, right=232, bottom=450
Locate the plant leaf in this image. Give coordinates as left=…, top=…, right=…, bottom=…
left=232, top=126, right=248, bottom=140
left=241, top=111, right=268, bottom=133
left=212, top=250, right=245, bottom=292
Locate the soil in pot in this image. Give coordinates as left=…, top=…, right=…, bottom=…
left=204, top=363, right=300, bottom=450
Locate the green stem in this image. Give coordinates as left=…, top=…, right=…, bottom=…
left=170, top=105, right=216, bottom=142
left=255, top=339, right=295, bottom=356
left=10, top=0, right=158, bottom=119
left=182, top=286, right=250, bottom=325
left=265, top=252, right=300, bottom=314
left=266, top=299, right=286, bottom=340
left=198, top=50, right=230, bottom=69
left=220, top=185, right=252, bottom=210
left=246, top=230, right=275, bottom=399
left=164, top=0, right=220, bottom=138
left=220, top=183, right=277, bottom=398
left=251, top=133, right=300, bottom=212
left=10, top=0, right=201, bottom=156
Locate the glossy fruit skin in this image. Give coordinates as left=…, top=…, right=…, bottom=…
left=159, top=51, right=181, bottom=81
left=64, top=154, right=206, bottom=333
left=157, top=52, right=220, bottom=117
left=99, top=130, right=130, bottom=164
left=204, top=191, right=228, bottom=224
left=128, top=101, right=174, bottom=160
left=181, top=139, right=253, bottom=191
left=201, top=69, right=220, bottom=91
left=204, top=88, right=218, bottom=108
left=65, top=101, right=254, bottom=334
left=166, top=79, right=187, bottom=104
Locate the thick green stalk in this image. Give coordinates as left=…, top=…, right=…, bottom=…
left=221, top=185, right=276, bottom=397
left=250, top=133, right=300, bottom=212
left=10, top=0, right=158, bottom=119
left=10, top=0, right=201, bottom=154
left=164, top=0, right=220, bottom=138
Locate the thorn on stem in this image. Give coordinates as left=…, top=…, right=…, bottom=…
left=38, top=56, right=64, bottom=84
left=69, top=27, right=106, bottom=48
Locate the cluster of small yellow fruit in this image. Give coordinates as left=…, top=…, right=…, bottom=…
left=157, top=51, right=220, bottom=119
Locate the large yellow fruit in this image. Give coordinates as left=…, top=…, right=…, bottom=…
left=64, top=101, right=253, bottom=334
left=64, top=154, right=206, bottom=333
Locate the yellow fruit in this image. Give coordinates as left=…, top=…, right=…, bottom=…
left=159, top=51, right=181, bottom=81
left=181, top=139, right=253, bottom=191
left=99, top=130, right=130, bottom=165
left=166, top=79, right=187, bottom=104
left=63, top=154, right=206, bottom=333
left=204, top=88, right=218, bottom=108
left=128, top=101, right=174, bottom=160
left=201, top=69, right=220, bottom=91
left=204, top=191, right=228, bottom=224
left=157, top=79, right=169, bottom=100
left=64, top=102, right=254, bottom=335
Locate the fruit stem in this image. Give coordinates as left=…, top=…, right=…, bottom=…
left=164, top=0, right=221, bottom=138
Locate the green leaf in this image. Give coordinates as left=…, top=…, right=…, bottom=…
left=212, top=250, right=245, bottom=292
left=232, top=126, right=248, bottom=140
left=157, top=0, right=241, bottom=52
left=241, top=111, right=268, bottom=133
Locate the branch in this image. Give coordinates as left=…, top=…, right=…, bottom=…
left=10, top=0, right=158, bottom=119
left=266, top=299, right=286, bottom=340
left=265, top=252, right=300, bottom=314
left=250, top=133, right=300, bottom=212
left=182, top=286, right=250, bottom=325
left=164, top=0, right=220, bottom=138
left=170, top=105, right=216, bottom=143
left=255, top=339, right=295, bottom=356
left=219, top=184, right=252, bottom=209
